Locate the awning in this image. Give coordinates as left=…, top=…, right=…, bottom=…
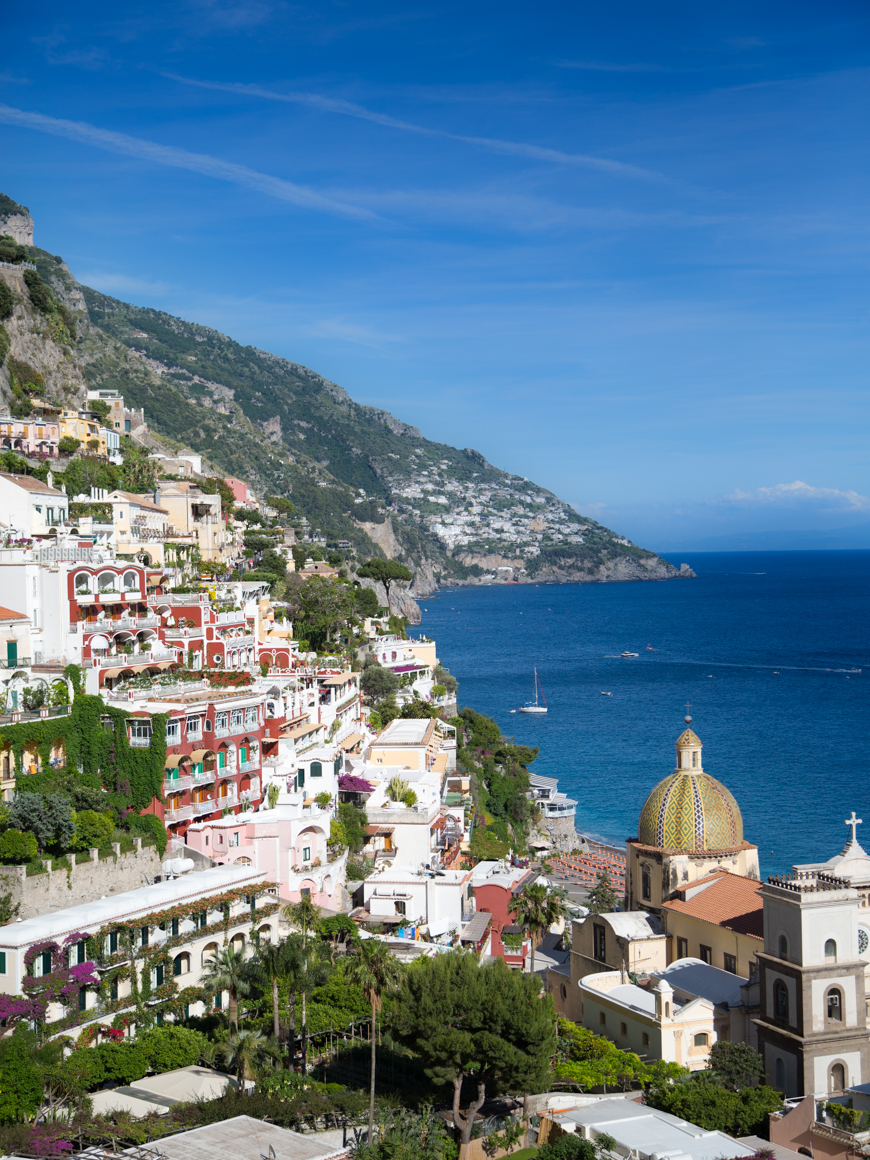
left=101, top=667, right=123, bottom=678
left=189, top=748, right=210, bottom=763
left=460, top=912, right=492, bottom=943
left=365, top=825, right=395, bottom=836
left=164, top=754, right=182, bottom=769
left=284, top=722, right=322, bottom=740
left=322, top=673, right=358, bottom=686
left=427, top=916, right=454, bottom=938
left=338, top=732, right=364, bottom=751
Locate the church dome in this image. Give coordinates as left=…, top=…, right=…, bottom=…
left=638, top=729, right=744, bottom=852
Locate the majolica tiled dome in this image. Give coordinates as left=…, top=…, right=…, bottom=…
left=638, top=729, right=743, bottom=852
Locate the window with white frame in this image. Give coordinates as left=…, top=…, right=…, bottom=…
left=244, top=706, right=258, bottom=728
left=129, top=720, right=152, bottom=748
left=215, top=712, right=229, bottom=733
left=186, top=716, right=203, bottom=740
left=230, top=709, right=243, bottom=731
left=165, top=720, right=180, bottom=745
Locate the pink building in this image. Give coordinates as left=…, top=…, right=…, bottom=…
left=184, top=804, right=347, bottom=910
left=224, top=477, right=253, bottom=507
left=0, top=417, right=60, bottom=458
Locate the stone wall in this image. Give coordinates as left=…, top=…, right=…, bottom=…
left=0, top=841, right=163, bottom=921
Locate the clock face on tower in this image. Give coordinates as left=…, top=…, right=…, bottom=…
left=859, top=927, right=869, bottom=956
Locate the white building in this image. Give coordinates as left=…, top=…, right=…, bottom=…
left=0, top=865, right=278, bottom=1031
left=0, top=472, right=69, bottom=538
left=542, top=1097, right=754, bottom=1160
left=362, top=865, right=473, bottom=938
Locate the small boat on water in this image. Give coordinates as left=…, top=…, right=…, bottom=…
left=621, top=651, right=639, bottom=658
left=518, top=668, right=548, bottom=714
left=601, top=691, right=612, bottom=696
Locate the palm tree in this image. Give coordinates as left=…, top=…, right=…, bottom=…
left=345, top=940, right=401, bottom=1144
left=280, top=932, right=308, bottom=1070
left=283, top=895, right=322, bottom=1072
left=508, top=881, right=569, bottom=976
left=218, top=1029, right=279, bottom=1083
left=200, top=945, right=251, bottom=1030
left=251, top=937, right=288, bottom=1043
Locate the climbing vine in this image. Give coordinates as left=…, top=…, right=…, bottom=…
left=0, top=695, right=167, bottom=812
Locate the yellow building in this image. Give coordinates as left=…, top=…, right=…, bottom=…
left=660, top=868, right=763, bottom=979
left=626, top=723, right=760, bottom=915
left=366, top=717, right=456, bottom=777
left=59, top=410, right=107, bottom=455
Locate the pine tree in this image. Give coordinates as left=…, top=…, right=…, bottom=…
left=586, top=869, right=619, bottom=915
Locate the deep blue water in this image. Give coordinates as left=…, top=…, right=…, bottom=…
left=411, top=551, right=870, bottom=878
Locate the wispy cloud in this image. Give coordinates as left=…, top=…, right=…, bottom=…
left=724, top=481, right=870, bottom=511
left=0, top=103, right=374, bottom=219
left=165, top=73, right=665, bottom=182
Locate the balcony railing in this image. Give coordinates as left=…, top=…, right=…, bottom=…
left=0, top=657, right=30, bottom=669
left=163, top=774, right=193, bottom=794
left=165, top=805, right=193, bottom=823
left=193, top=769, right=217, bottom=787
left=239, top=758, right=260, bottom=774
left=192, top=798, right=217, bottom=816
left=84, top=648, right=177, bottom=669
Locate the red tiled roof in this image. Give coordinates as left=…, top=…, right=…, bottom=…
left=661, top=870, right=764, bottom=940
left=0, top=472, right=64, bottom=496
left=0, top=605, right=27, bottom=621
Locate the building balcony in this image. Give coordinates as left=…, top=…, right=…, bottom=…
left=163, top=774, right=193, bottom=794
left=214, top=723, right=246, bottom=738
left=165, top=804, right=193, bottom=824
left=192, top=770, right=217, bottom=787
left=239, top=758, right=260, bottom=774
left=191, top=798, right=217, bottom=816
left=84, top=648, right=178, bottom=670
left=0, top=657, right=30, bottom=669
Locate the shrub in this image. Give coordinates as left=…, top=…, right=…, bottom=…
left=58, top=436, right=81, bottom=455
left=0, top=830, right=38, bottom=864
left=72, top=810, right=115, bottom=852
left=0, top=282, right=13, bottom=321
left=0, top=236, right=28, bottom=265
left=94, top=1041, right=148, bottom=1086
left=0, top=324, right=8, bottom=365
left=137, top=1025, right=206, bottom=1073
left=126, top=812, right=168, bottom=856
left=7, top=357, right=43, bottom=392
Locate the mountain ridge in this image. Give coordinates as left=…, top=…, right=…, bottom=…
left=0, top=194, right=692, bottom=593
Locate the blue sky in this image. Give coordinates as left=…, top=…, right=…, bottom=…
left=2, top=1, right=869, bottom=550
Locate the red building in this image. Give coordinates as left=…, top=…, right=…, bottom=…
left=471, top=862, right=536, bottom=968
left=139, top=684, right=281, bottom=837
left=149, top=592, right=257, bottom=672
left=70, top=563, right=177, bottom=690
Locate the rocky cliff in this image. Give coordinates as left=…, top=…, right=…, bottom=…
left=0, top=191, right=695, bottom=593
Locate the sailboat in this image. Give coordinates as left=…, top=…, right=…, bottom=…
left=518, top=668, right=548, bottom=714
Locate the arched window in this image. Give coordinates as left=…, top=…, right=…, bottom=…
left=779, top=935, right=788, bottom=960
left=310, top=761, right=323, bottom=778
left=827, top=988, right=843, bottom=1021
left=825, top=939, right=837, bottom=962
left=173, top=953, right=190, bottom=976
left=692, top=751, right=698, bottom=768
left=257, top=924, right=272, bottom=942
left=774, top=979, right=789, bottom=1021
left=830, top=1062, right=846, bottom=1092
left=201, top=941, right=219, bottom=966
left=775, top=1057, right=785, bottom=1091
left=664, top=1002, right=670, bottom=1017
left=693, top=1032, right=708, bottom=1047
left=641, top=865, right=651, bottom=901
left=122, top=571, right=137, bottom=589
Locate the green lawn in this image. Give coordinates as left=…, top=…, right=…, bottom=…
left=509, top=1149, right=539, bottom=1159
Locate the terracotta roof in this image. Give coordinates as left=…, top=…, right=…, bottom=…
left=0, top=473, right=65, bottom=496
left=661, top=870, right=764, bottom=940
left=0, top=605, right=28, bottom=622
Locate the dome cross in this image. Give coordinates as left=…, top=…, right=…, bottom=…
left=846, top=811, right=863, bottom=844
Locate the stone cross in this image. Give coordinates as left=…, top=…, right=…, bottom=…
left=846, top=811, right=863, bottom=843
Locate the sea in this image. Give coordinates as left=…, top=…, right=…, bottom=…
left=410, top=550, right=870, bottom=879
